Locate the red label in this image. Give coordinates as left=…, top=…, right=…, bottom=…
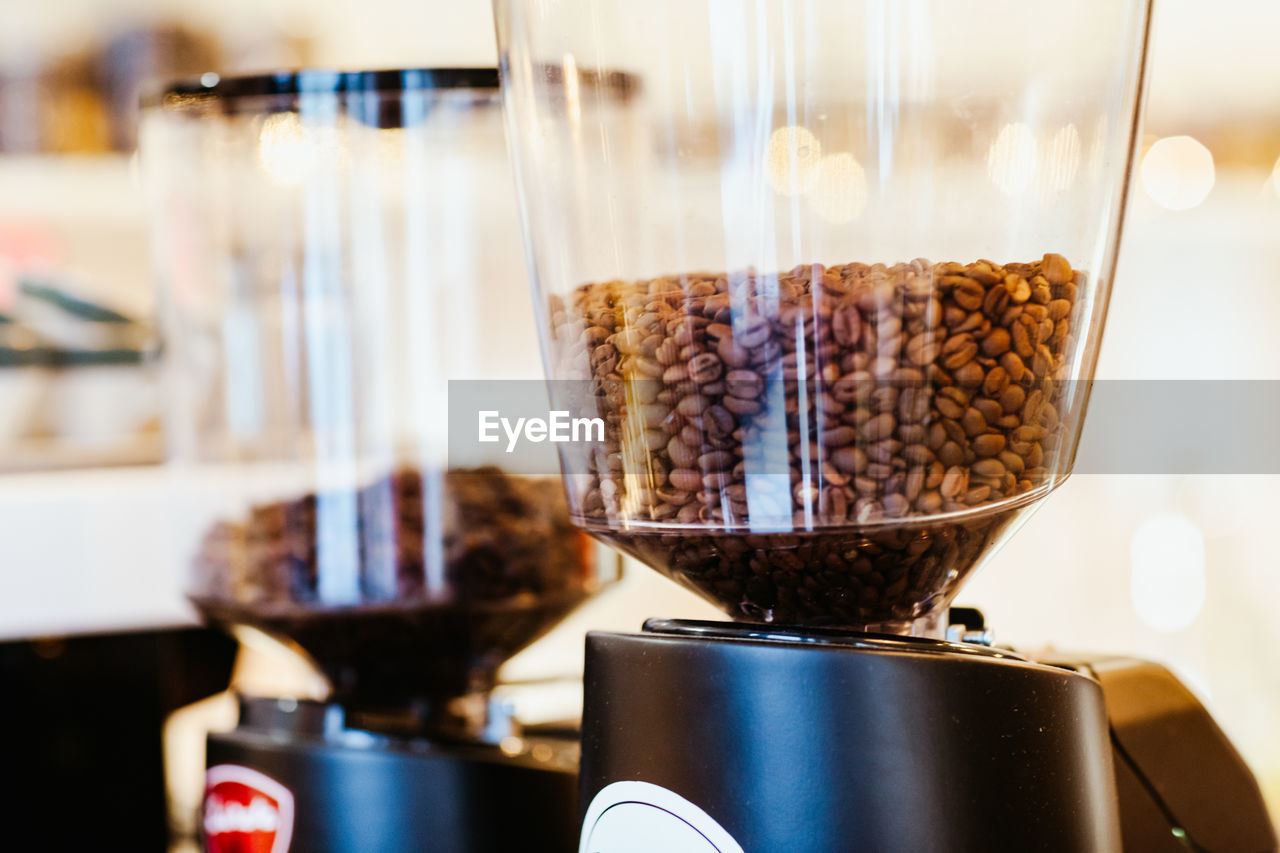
left=204, top=765, right=294, bottom=853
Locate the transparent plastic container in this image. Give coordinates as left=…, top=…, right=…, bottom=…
left=142, top=69, right=613, bottom=728
left=496, top=2, right=1153, bottom=633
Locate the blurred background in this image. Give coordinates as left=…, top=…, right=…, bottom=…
left=1, top=0, right=1278, bottom=847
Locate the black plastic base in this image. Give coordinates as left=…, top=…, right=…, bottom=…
left=580, top=620, right=1123, bottom=853
left=204, top=699, right=577, bottom=852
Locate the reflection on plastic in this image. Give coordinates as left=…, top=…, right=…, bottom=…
left=987, top=122, right=1037, bottom=195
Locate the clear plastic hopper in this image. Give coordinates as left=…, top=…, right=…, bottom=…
left=143, top=69, right=615, bottom=733
left=495, top=0, right=1152, bottom=634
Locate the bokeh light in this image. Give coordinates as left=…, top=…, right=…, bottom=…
left=806, top=152, right=867, bottom=224
left=258, top=112, right=315, bottom=185
left=1140, top=135, right=1215, bottom=210
left=767, top=126, right=822, bottom=196
left=1130, top=513, right=1206, bottom=632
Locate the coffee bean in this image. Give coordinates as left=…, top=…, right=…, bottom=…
left=961, top=407, right=987, bottom=437
left=1011, top=320, right=1033, bottom=358
left=689, top=352, right=724, bottom=384
left=1000, top=384, right=1027, bottom=414
left=725, top=369, right=764, bottom=399
left=953, top=361, right=986, bottom=388
left=973, top=398, right=1003, bottom=425
left=972, top=457, right=1006, bottom=478
left=941, top=466, right=969, bottom=499
left=982, top=328, right=1011, bottom=357
left=1026, top=442, right=1045, bottom=468
left=964, top=485, right=992, bottom=504
left=1048, top=298, right=1072, bottom=322
left=831, top=305, right=861, bottom=346
left=736, top=317, right=771, bottom=349
left=936, top=394, right=965, bottom=420
left=942, top=333, right=978, bottom=369
left=717, top=336, right=750, bottom=368
left=724, top=395, right=762, bottom=415
left=831, top=445, right=867, bottom=474
left=983, top=284, right=1010, bottom=316
left=903, top=444, right=934, bottom=465
left=938, top=441, right=964, bottom=467
left=863, top=412, right=897, bottom=441
left=906, top=332, right=944, bottom=366
left=705, top=405, right=736, bottom=437
left=982, top=365, right=1009, bottom=396
left=973, top=434, right=1006, bottom=457
left=998, top=450, right=1025, bottom=475
left=905, top=467, right=925, bottom=501
left=1042, top=253, right=1073, bottom=286
left=1006, top=274, right=1031, bottom=304
left=1023, top=388, right=1045, bottom=422
left=1001, top=351, right=1027, bottom=383
left=883, top=493, right=910, bottom=517
left=916, top=491, right=944, bottom=514
left=1014, top=424, right=1046, bottom=442
left=952, top=280, right=985, bottom=311
left=698, top=450, right=734, bottom=472
left=822, top=426, right=858, bottom=447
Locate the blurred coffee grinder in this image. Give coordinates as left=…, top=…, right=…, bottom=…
left=143, top=68, right=618, bottom=852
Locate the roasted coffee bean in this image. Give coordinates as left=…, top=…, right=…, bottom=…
left=982, top=328, right=1011, bottom=357
left=831, top=305, right=861, bottom=346
left=1042, top=253, right=1073, bottom=286
left=953, top=361, right=986, bottom=388
left=1000, top=384, right=1027, bottom=414
left=973, top=398, right=1004, bottom=425
left=724, top=395, right=762, bottom=415
left=952, top=280, right=985, bottom=311
left=1011, top=320, right=1034, bottom=358
left=903, top=443, right=934, bottom=465
left=689, top=352, right=724, bottom=384
left=1048, top=298, right=1072, bottom=322
left=905, top=467, right=926, bottom=501
left=862, top=412, right=897, bottom=441
left=982, top=366, right=1009, bottom=397
left=669, top=468, right=704, bottom=492
left=973, top=434, right=1006, bottom=457
left=961, top=407, right=988, bottom=437
left=1001, top=351, right=1027, bottom=384
left=906, top=332, right=944, bottom=366
left=822, top=426, right=858, bottom=447
left=938, top=441, right=965, bottom=468
left=936, top=392, right=965, bottom=420
left=941, top=465, right=969, bottom=499
left=705, top=405, right=736, bottom=438
left=972, top=458, right=1006, bottom=478
left=725, top=369, right=764, bottom=399
left=831, top=445, right=868, bottom=474
left=942, top=333, right=978, bottom=370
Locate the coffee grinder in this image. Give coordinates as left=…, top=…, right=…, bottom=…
left=495, top=1, right=1277, bottom=850
left=143, top=69, right=619, bottom=852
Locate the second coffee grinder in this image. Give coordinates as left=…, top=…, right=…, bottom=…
left=145, top=68, right=619, bottom=852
